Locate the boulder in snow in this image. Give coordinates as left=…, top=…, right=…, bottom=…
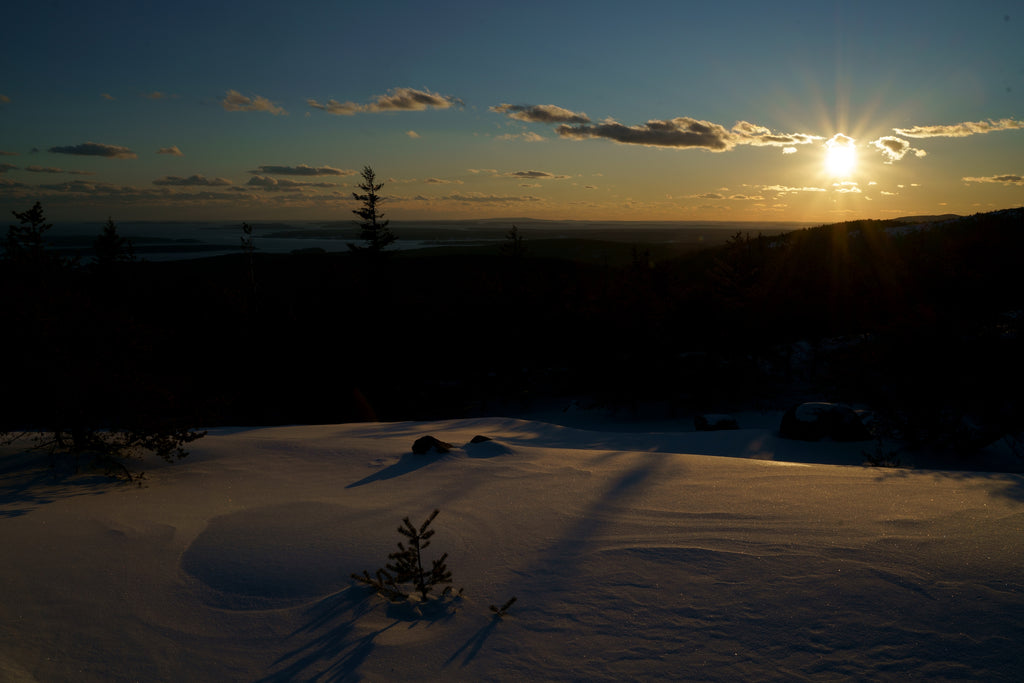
left=779, top=402, right=871, bottom=442
left=412, top=435, right=454, bottom=455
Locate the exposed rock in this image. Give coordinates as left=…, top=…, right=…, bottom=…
left=412, top=435, right=454, bottom=455
left=469, top=435, right=492, bottom=443
left=694, top=414, right=739, bottom=431
left=779, top=402, right=871, bottom=441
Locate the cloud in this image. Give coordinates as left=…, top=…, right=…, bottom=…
left=696, top=192, right=725, bottom=199
left=731, top=121, right=823, bottom=148
left=143, top=91, right=177, bottom=100
left=157, top=146, right=184, bottom=156
left=507, top=170, right=569, bottom=180
left=0, top=95, right=10, bottom=104
left=0, top=177, right=28, bottom=188
left=305, top=99, right=360, bottom=115
left=870, top=136, right=926, bottom=163
left=833, top=181, right=861, bottom=193
left=0, top=150, right=18, bottom=156
left=307, top=87, right=458, bottom=115
left=825, top=133, right=856, bottom=151
left=101, top=93, right=115, bottom=101
left=893, top=118, right=1024, bottom=138
left=424, top=178, right=463, bottom=184
left=153, top=174, right=233, bottom=187
left=222, top=89, right=287, bottom=115
left=558, top=116, right=736, bottom=150
left=495, top=131, right=546, bottom=142
left=761, top=184, right=827, bottom=194
left=48, top=142, right=137, bottom=159
left=406, top=130, right=420, bottom=138
left=24, top=165, right=94, bottom=175
left=490, top=103, right=590, bottom=124
left=246, top=175, right=338, bottom=191
left=248, top=164, right=355, bottom=177
left=555, top=117, right=820, bottom=152
left=962, top=174, right=1024, bottom=186
left=0, top=163, right=17, bottom=174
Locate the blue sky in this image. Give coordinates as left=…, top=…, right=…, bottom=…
left=2, top=0, right=1022, bottom=222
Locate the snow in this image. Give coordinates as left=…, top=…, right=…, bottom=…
left=2, top=415, right=1023, bottom=681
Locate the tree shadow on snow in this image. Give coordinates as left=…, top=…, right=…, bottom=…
left=0, top=447, right=111, bottom=518
left=258, top=587, right=389, bottom=682
left=445, top=616, right=502, bottom=668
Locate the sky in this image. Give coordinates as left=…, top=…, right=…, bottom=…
left=2, top=0, right=1023, bottom=223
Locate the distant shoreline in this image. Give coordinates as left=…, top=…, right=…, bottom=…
left=40, top=218, right=813, bottom=261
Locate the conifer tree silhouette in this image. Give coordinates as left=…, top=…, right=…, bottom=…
left=352, top=508, right=459, bottom=602
left=349, top=165, right=396, bottom=253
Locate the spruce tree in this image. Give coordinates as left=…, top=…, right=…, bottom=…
left=4, top=201, right=54, bottom=269
left=349, top=165, right=396, bottom=253
left=93, top=216, right=135, bottom=267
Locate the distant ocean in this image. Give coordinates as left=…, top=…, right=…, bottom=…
left=42, top=219, right=812, bottom=261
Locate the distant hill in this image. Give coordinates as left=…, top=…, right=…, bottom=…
left=892, top=213, right=961, bottom=223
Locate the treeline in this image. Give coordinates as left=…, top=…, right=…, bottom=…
left=3, top=203, right=1022, bottom=454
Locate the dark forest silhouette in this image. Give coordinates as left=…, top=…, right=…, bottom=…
left=2, top=200, right=1022, bottom=464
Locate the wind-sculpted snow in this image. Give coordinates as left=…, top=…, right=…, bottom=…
left=181, top=502, right=390, bottom=609
left=2, top=417, right=1022, bottom=681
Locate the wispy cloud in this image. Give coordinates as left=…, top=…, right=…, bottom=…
left=406, top=130, right=420, bottom=138
left=893, top=118, right=1024, bottom=138
left=248, top=164, right=355, bottom=177
left=0, top=95, right=11, bottom=104
left=222, top=89, right=287, bottom=115
left=25, top=165, right=94, bottom=175
left=424, top=177, right=463, bottom=184
left=962, top=174, right=1024, bottom=186
left=495, top=131, right=546, bottom=142
left=491, top=103, right=590, bottom=124
left=507, top=170, right=570, bottom=180
left=48, top=142, right=137, bottom=159
left=870, top=136, right=926, bottom=163
left=0, top=150, right=18, bottom=156
left=157, top=146, right=184, bottom=156
left=246, top=175, right=338, bottom=191
left=731, top=121, right=823, bottom=147
left=143, top=91, right=177, bottom=100
left=307, top=87, right=459, bottom=115
left=101, top=93, right=115, bottom=101
left=0, top=163, right=17, bottom=174
left=833, top=181, right=861, bottom=193
left=153, top=174, right=232, bottom=187
left=761, top=184, right=827, bottom=194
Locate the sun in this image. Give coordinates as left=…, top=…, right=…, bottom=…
left=824, top=133, right=857, bottom=177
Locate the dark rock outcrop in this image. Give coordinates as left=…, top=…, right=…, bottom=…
left=694, top=414, right=739, bottom=431
left=412, top=435, right=454, bottom=454
left=779, top=402, right=871, bottom=441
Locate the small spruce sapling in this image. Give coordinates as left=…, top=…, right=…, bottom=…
left=353, top=508, right=462, bottom=602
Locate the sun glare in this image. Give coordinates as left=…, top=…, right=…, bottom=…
left=824, top=134, right=857, bottom=177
